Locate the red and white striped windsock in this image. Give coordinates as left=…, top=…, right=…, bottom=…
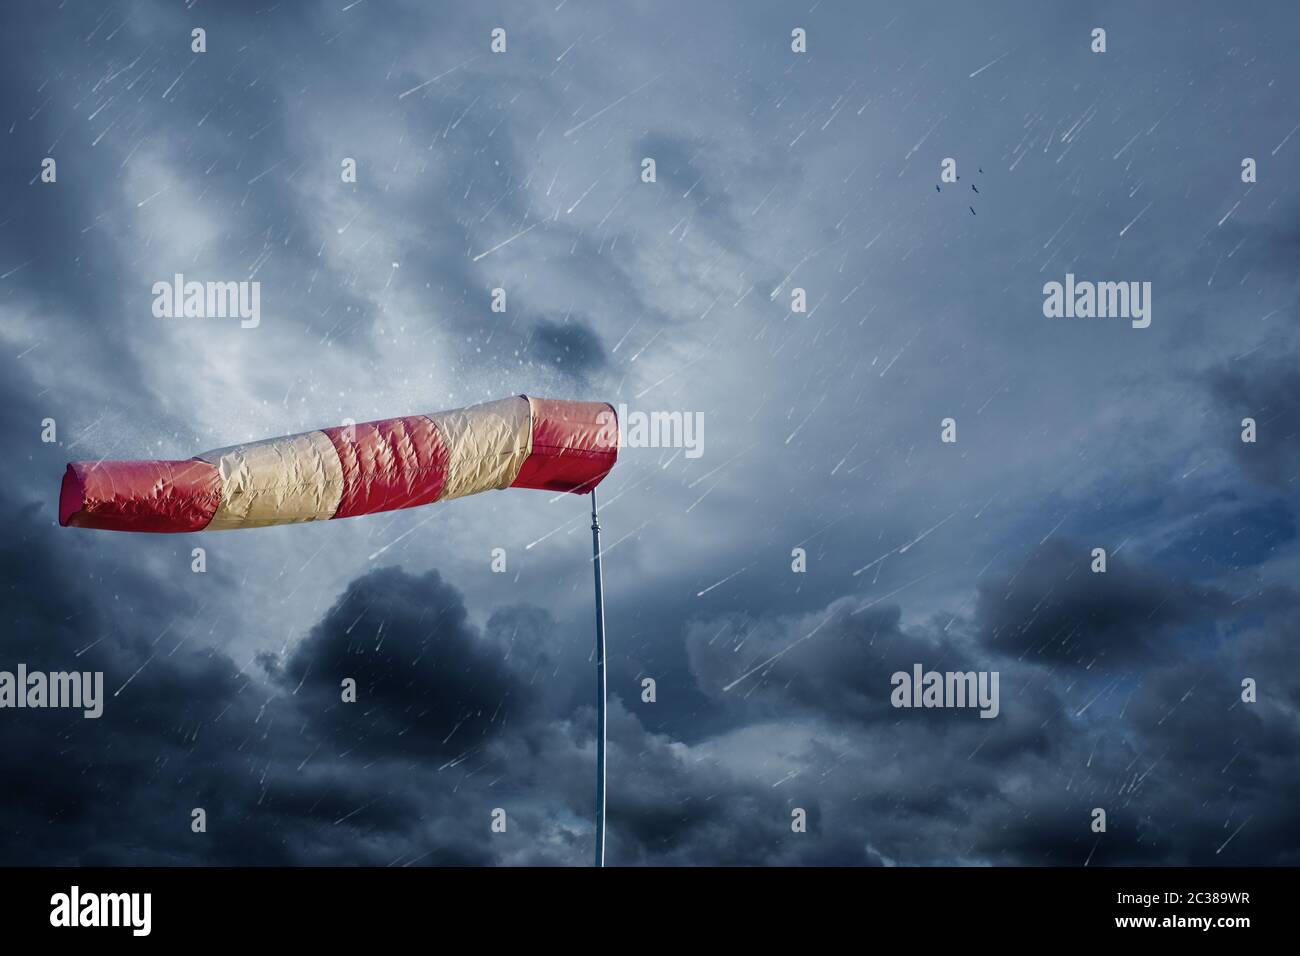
left=59, top=396, right=618, bottom=533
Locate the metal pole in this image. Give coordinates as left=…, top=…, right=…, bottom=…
left=590, top=488, right=607, bottom=868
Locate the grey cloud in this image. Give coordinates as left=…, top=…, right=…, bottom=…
left=1207, top=357, right=1300, bottom=490
left=974, top=539, right=1229, bottom=667
left=3, top=0, right=1300, bottom=868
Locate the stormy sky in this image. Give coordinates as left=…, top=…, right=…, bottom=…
left=1, top=0, right=1298, bottom=865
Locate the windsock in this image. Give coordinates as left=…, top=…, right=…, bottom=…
left=59, top=396, right=618, bottom=533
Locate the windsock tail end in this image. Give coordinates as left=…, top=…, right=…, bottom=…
left=58, top=463, right=85, bottom=528
left=59, top=459, right=221, bottom=533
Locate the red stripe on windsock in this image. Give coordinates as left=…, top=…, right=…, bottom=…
left=512, top=397, right=618, bottom=494
left=322, top=415, right=450, bottom=519
left=59, top=459, right=222, bottom=533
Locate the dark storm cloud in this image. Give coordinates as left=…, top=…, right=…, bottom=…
left=689, top=601, right=1057, bottom=742
left=973, top=539, right=1229, bottom=667
left=277, top=566, right=541, bottom=758
left=525, top=316, right=607, bottom=377
left=0, top=493, right=545, bottom=864
left=4, top=0, right=1300, bottom=868
left=599, top=704, right=889, bottom=866
left=630, top=131, right=738, bottom=227
left=4, top=469, right=1299, bottom=866
left=1207, top=357, right=1300, bottom=489
left=0, top=493, right=899, bottom=866
left=0, top=492, right=280, bottom=864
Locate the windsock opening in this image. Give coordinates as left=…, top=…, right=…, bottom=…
left=57, top=463, right=83, bottom=528
left=512, top=396, right=618, bottom=494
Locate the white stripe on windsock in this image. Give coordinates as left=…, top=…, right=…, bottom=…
left=201, top=430, right=346, bottom=530
left=427, top=396, right=533, bottom=501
